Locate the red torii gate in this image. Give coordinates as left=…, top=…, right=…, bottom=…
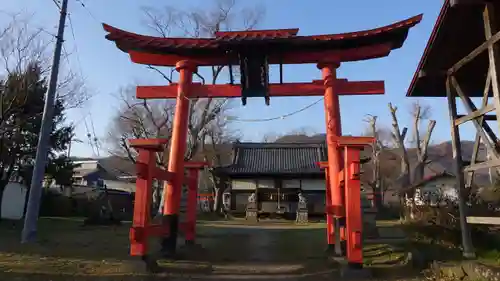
left=128, top=139, right=207, bottom=258
left=318, top=136, right=374, bottom=266
left=103, top=14, right=422, bottom=269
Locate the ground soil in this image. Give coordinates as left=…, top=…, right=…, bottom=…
left=0, top=217, right=422, bottom=280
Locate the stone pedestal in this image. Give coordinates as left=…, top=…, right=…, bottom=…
left=246, top=202, right=258, bottom=222
left=295, top=209, right=308, bottom=224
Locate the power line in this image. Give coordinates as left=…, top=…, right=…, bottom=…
left=75, top=0, right=100, bottom=23
left=178, top=91, right=324, bottom=123
left=65, top=4, right=102, bottom=157
left=52, top=0, right=62, bottom=10
left=88, top=111, right=101, bottom=156
left=226, top=98, right=324, bottom=122
left=66, top=13, right=85, bottom=80
left=82, top=114, right=97, bottom=156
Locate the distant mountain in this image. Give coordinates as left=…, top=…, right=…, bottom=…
left=417, top=140, right=491, bottom=186
left=272, top=134, right=493, bottom=186
left=273, top=133, right=327, bottom=143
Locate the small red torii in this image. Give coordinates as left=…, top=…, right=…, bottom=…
left=128, top=138, right=207, bottom=258
left=318, top=136, right=374, bottom=266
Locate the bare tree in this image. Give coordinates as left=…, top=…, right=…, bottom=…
left=0, top=11, right=89, bottom=109
left=363, top=115, right=384, bottom=208
left=201, top=114, right=240, bottom=212
left=388, top=101, right=436, bottom=220
left=107, top=0, right=264, bottom=213
left=107, top=86, right=233, bottom=210
left=410, top=102, right=437, bottom=187
left=361, top=115, right=403, bottom=207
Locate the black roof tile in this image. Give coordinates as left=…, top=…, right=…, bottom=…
left=221, top=142, right=327, bottom=176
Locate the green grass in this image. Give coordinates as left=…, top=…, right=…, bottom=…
left=0, top=217, right=337, bottom=280
left=0, top=217, right=433, bottom=280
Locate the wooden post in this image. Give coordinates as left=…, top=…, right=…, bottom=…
left=318, top=161, right=346, bottom=251
left=325, top=167, right=335, bottom=248
left=445, top=77, right=475, bottom=258
left=344, top=147, right=363, bottom=268
left=484, top=3, right=500, bottom=136
left=130, top=149, right=155, bottom=257
left=319, top=62, right=344, bottom=257
left=161, top=60, right=197, bottom=257
left=185, top=168, right=199, bottom=244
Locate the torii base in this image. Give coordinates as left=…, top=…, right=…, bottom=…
left=340, top=266, right=372, bottom=279
left=160, top=214, right=179, bottom=258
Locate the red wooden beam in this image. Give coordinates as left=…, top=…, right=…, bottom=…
left=152, top=167, right=173, bottom=182
left=317, top=161, right=329, bottom=169
left=129, top=138, right=168, bottom=152
left=332, top=136, right=376, bottom=147
left=137, top=80, right=384, bottom=99
left=317, top=162, right=345, bottom=182
left=129, top=43, right=392, bottom=67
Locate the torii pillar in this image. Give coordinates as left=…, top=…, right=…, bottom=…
left=183, top=161, right=209, bottom=246
left=160, top=61, right=197, bottom=257
left=320, top=162, right=346, bottom=252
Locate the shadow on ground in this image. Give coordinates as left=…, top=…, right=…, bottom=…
left=0, top=217, right=340, bottom=280
left=0, top=217, right=426, bottom=280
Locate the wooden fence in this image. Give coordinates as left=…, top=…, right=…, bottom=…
left=466, top=216, right=500, bottom=225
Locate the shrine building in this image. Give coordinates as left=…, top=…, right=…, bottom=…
left=215, top=141, right=331, bottom=217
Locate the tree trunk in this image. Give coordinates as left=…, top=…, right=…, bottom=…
left=0, top=184, right=5, bottom=221
left=372, top=185, right=383, bottom=209
left=399, top=195, right=406, bottom=221
left=212, top=183, right=226, bottom=214
left=152, top=182, right=162, bottom=215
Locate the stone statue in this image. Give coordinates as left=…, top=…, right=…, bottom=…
left=246, top=192, right=258, bottom=222
left=296, top=192, right=308, bottom=224
left=222, top=192, right=231, bottom=211
left=298, top=192, right=307, bottom=205
left=298, top=192, right=308, bottom=210
left=248, top=193, right=256, bottom=203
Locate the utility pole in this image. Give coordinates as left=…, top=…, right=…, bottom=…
left=21, top=0, right=69, bottom=243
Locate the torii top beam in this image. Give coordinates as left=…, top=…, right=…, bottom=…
left=102, top=15, right=422, bottom=67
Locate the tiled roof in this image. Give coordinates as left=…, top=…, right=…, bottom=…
left=102, top=14, right=422, bottom=55
left=214, top=29, right=299, bottom=40
left=221, top=142, right=327, bottom=175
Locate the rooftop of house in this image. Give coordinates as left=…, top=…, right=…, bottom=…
left=72, top=156, right=136, bottom=182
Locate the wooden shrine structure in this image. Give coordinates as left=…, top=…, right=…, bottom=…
left=407, top=0, right=500, bottom=258
left=104, top=13, right=422, bottom=270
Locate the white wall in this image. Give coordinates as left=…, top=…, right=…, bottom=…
left=414, top=177, right=458, bottom=206
left=257, top=179, right=274, bottom=189
left=1, top=182, right=27, bottom=220
left=301, top=179, right=326, bottom=191
left=105, top=180, right=135, bottom=193
left=282, top=179, right=300, bottom=189
left=232, top=179, right=257, bottom=190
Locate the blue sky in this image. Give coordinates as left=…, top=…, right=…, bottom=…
left=1, top=0, right=483, bottom=157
